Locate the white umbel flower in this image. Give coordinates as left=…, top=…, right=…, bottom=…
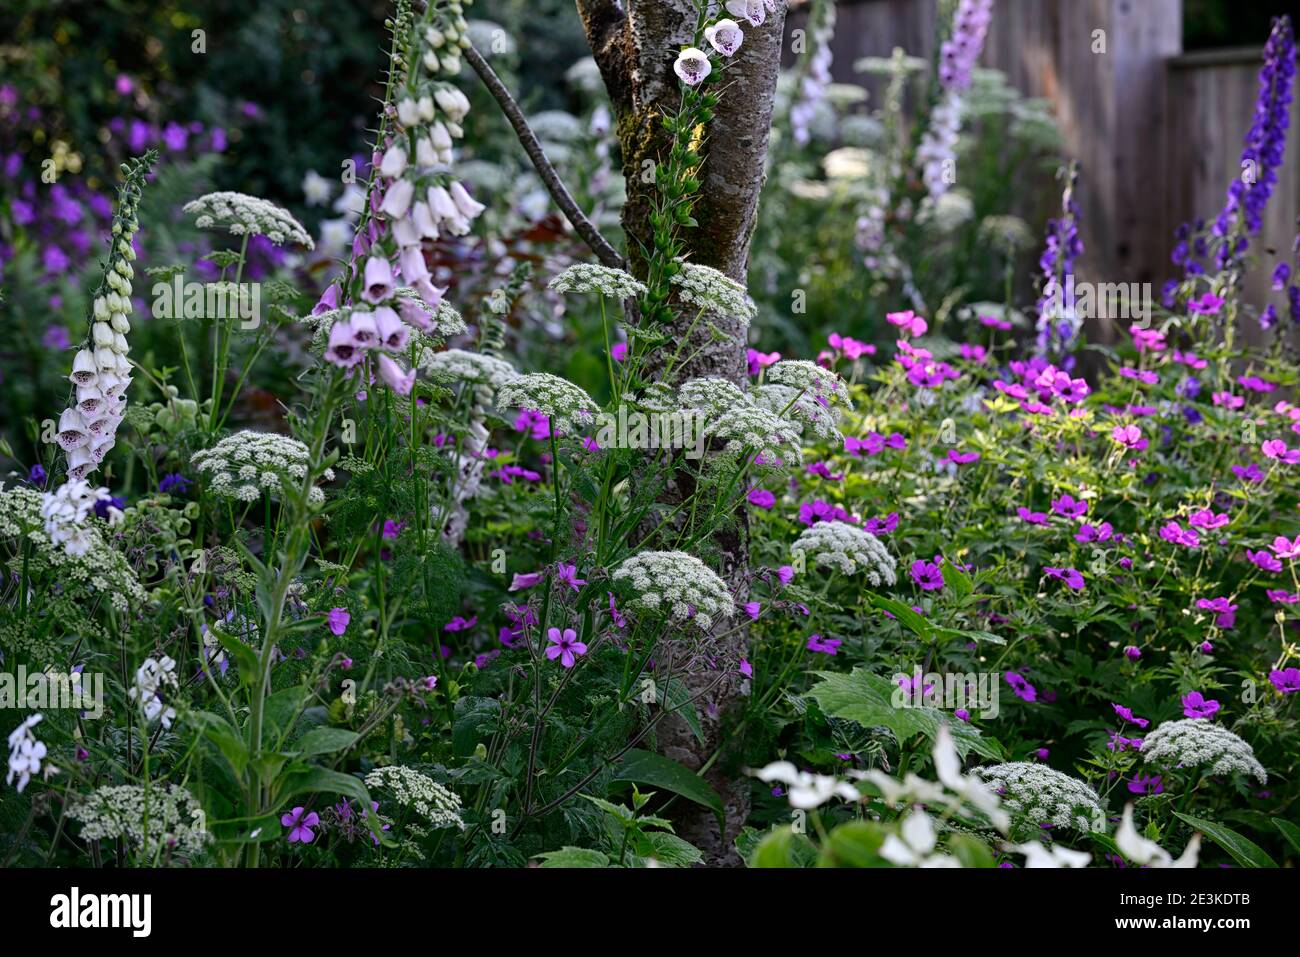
left=1140, top=718, right=1267, bottom=784
left=68, top=784, right=209, bottom=858
left=702, top=403, right=804, bottom=469
left=184, top=191, right=314, bottom=248
left=421, top=348, right=519, bottom=391
left=765, top=359, right=851, bottom=408
left=670, top=261, right=756, bottom=322
left=0, top=483, right=146, bottom=614
left=792, top=521, right=896, bottom=583
left=191, top=431, right=333, bottom=505
left=548, top=263, right=648, bottom=300
left=611, top=550, right=734, bottom=632
left=677, top=377, right=750, bottom=418
left=973, top=762, right=1104, bottom=833
left=496, top=372, right=598, bottom=435
left=364, top=766, right=464, bottom=830
left=754, top=383, right=842, bottom=441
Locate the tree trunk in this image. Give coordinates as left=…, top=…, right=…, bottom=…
left=578, top=0, right=787, bottom=865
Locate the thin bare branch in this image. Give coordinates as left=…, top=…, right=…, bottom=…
left=463, top=43, right=625, bottom=270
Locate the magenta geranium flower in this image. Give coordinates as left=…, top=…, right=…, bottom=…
left=806, top=634, right=842, bottom=655
left=545, top=627, right=587, bottom=668
left=281, top=806, right=321, bottom=844
left=948, top=449, right=980, bottom=464
left=1004, top=671, right=1037, bottom=702
left=1043, top=566, right=1085, bottom=589
left=1181, top=691, right=1221, bottom=719
left=864, top=512, right=899, bottom=535
left=514, top=409, right=551, bottom=440
left=1188, top=508, right=1230, bottom=530
left=443, top=615, right=477, bottom=632
left=1262, top=439, right=1300, bottom=463
left=747, top=487, right=776, bottom=509
left=910, top=559, right=945, bottom=591
left=555, top=563, right=587, bottom=591
left=1111, top=703, right=1149, bottom=728
left=1127, top=773, right=1163, bottom=795
left=1017, top=507, right=1049, bottom=525
left=509, top=571, right=544, bottom=591
left=1051, top=494, right=1088, bottom=519
left=1075, top=521, right=1113, bottom=543
left=1247, top=549, right=1283, bottom=572
left=1195, top=597, right=1238, bottom=629
left=1111, top=424, right=1147, bottom=450
left=1271, top=535, right=1300, bottom=560
left=327, top=607, right=350, bottom=636
left=1269, top=668, right=1300, bottom=693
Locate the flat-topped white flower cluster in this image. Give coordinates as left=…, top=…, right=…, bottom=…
left=670, top=261, right=757, bottom=323
left=973, top=762, right=1104, bottom=832
left=0, top=483, right=145, bottom=613
left=421, top=348, right=519, bottom=391
left=191, top=430, right=333, bottom=505
left=548, top=263, right=648, bottom=300
left=364, top=765, right=465, bottom=830
left=611, top=550, right=734, bottom=632
left=68, top=783, right=209, bottom=857
left=184, top=191, right=314, bottom=247
left=497, top=372, right=598, bottom=435
left=793, top=520, right=896, bottom=583
left=1141, top=718, right=1268, bottom=784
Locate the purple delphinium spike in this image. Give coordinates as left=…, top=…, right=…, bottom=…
left=1034, top=162, right=1084, bottom=366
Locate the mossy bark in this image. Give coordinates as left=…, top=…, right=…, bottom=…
left=578, top=0, right=787, bottom=865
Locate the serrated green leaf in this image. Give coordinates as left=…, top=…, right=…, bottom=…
left=807, top=667, right=1002, bottom=760
left=612, top=749, right=724, bottom=828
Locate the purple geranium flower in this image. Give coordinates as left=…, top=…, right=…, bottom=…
left=281, top=806, right=321, bottom=844
left=545, top=627, right=587, bottom=668
left=1181, top=691, right=1221, bottom=719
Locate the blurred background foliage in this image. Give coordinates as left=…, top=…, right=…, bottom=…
left=0, top=0, right=1274, bottom=463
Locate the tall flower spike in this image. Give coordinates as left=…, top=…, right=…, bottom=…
left=56, top=150, right=156, bottom=481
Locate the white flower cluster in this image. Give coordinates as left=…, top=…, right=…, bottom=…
left=421, top=348, right=519, bottom=391
left=0, top=483, right=145, bottom=612
left=754, top=383, right=841, bottom=441
left=973, top=762, right=1104, bottom=832
left=191, top=431, right=333, bottom=505
left=792, top=521, right=896, bottom=583
left=364, top=765, right=465, bottom=830
left=6, top=714, right=48, bottom=794
left=678, top=377, right=750, bottom=418
left=611, top=551, right=734, bottom=632
left=68, top=784, right=209, bottom=858
left=40, top=479, right=122, bottom=557
left=670, top=262, right=757, bottom=324
left=183, top=191, right=313, bottom=247
left=702, top=403, right=804, bottom=470
left=548, top=263, right=648, bottom=300
left=1141, top=718, right=1267, bottom=784
left=128, top=656, right=179, bottom=729
left=765, top=359, right=850, bottom=408
left=496, top=372, right=598, bottom=435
